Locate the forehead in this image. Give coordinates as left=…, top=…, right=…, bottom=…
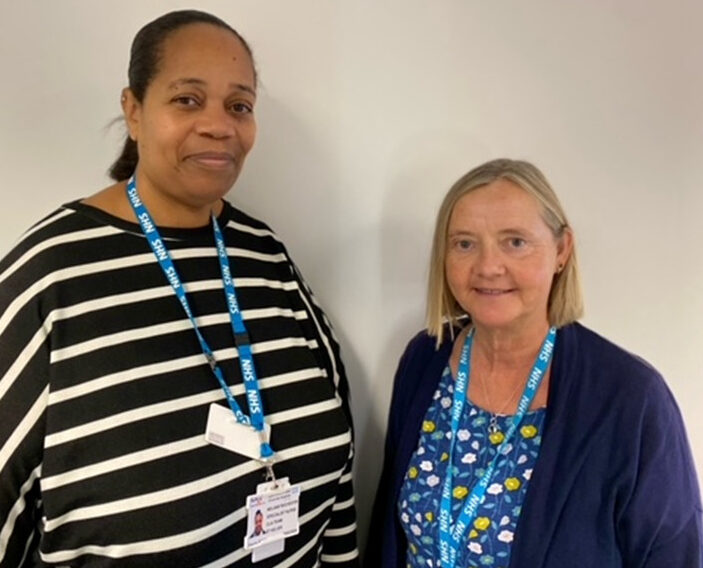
left=449, top=179, right=545, bottom=230
left=155, top=23, right=255, bottom=86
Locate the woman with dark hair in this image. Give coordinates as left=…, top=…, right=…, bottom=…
left=0, top=10, right=358, bottom=567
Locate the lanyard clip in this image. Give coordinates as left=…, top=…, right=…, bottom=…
left=257, top=430, right=278, bottom=485
left=205, top=353, right=217, bottom=372
left=264, top=463, right=277, bottom=485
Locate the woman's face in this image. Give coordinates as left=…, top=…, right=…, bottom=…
left=123, top=23, right=257, bottom=211
left=445, top=179, right=571, bottom=334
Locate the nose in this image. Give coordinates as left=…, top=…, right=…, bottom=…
left=474, top=243, right=505, bottom=277
left=195, top=104, right=236, bottom=139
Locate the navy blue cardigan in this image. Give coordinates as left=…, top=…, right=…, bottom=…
left=365, top=323, right=702, bottom=567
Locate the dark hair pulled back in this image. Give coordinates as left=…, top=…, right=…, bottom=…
left=108, top=10, right=255, bottom=181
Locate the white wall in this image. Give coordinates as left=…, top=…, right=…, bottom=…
left=1, top=0, right=701, bottom=551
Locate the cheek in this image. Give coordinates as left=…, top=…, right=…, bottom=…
left=159, top=123, right=187, bottom=153
left=144, top=113, right=187, bottom=153
left=519, top=263, right=557, bottom=296
left=239, top=120, right=257, bottom=153
left=444, top=258, right=467, bottom=295
left=444, top=257, right=458, bottom=283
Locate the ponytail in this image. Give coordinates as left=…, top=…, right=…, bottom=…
left=108, top=135, right=139, bottom=182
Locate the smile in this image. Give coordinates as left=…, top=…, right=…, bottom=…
left=187, top=152, right=236, bottom=169
left=474, top=288, right=513, bottom=295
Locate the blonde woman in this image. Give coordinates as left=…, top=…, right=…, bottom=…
left=366, top=159, right=701, bottom=567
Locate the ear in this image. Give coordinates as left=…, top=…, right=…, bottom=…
left=555, top=227, right=574, bottom=273
left=121, top=87, right=142, bottom=142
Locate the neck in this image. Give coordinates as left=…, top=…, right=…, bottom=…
left=131, top=172, right=223, bottom=229
left=471, top=319, right=550, bottom=374
left=462, top=318, right=552, bottom=414
left=449, top=318, right=553, bottom=413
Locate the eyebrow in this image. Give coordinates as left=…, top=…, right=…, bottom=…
left=448, top=228, right=532, bottom=237
left=167, top=78, right=256, bottom=97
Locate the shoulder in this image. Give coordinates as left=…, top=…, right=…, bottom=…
left=390, top=327, right=454, bottom=405
left=0, top=203, right=106, bottom=280
left=402, top=328, right=442, bottom=358
left=0, top=203, right=114, bottom=342
left=557, top=322, right=679, bottom=420
left=561, top=323, right=666, bottom=385
left=395, top=328, right=451, bottom=379
left=2, top=202, right=93, bottom=252
left=224, top=202, right=278, bottom=236
left=401, top=325, right=457, bottom=360
left=221, top=202, right=292, bottom=257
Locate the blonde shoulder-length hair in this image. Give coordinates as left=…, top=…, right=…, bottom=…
left=427, top=158, right=584, bottom=344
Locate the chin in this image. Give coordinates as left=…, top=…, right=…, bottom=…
left=185, top=178, right=235, bottom=205
left=185, top=162, right=239, bottom=187
left=468, top=309, right=523, bottom=331
left=472, top=319, right=521, bottom=333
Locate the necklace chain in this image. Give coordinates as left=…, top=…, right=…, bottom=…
left=477, top=372, right=527, bottom=435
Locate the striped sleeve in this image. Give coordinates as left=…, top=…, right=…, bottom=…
left=288, top=261, right=353, bottom=435
left=0, top=225, right=54, bottom=566
left=283, top=256, right=358, bottom=565
left=320, top=445, right=359, bottom=566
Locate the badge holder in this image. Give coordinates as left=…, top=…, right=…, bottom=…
left=205, top=403, right=272, bottom=460
left=205, top=403, right=301, bottom=562
left=246, top=476, right=301, bottom=562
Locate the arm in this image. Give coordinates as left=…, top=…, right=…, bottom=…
left=0, top=259, right=51, bottom=567
left=363, top=351, right=410, bottom=568
left=285, top=260, right=359, bottom=565
left=320, top=444, right=360, bottom=567
left=287, top=260, right=353, bottom=433
left=617, top=378, right=703, bottom=567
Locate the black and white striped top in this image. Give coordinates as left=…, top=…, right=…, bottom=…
left=0, top=200, right=358, bottom=567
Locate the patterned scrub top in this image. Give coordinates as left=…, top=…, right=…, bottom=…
left=398, top=365, right=546, bottom=568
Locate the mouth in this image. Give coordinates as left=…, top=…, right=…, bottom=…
left=186, top=152, right=236, bottom=169
left=474, top=288, right=514, bottom=296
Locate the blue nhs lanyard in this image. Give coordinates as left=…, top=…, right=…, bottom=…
left=438, top=326, right=556, bottom=567
left=126, top=177, right=274, bottom=461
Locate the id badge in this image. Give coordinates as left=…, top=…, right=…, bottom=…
left=245, top=477, right=301, bottom=562
left=204, top=403, right=271, bottom=460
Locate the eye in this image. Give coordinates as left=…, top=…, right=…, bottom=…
left=508, top=237, right=526, bottom=249
left=228, top=101, right=254, bottom=115
left=172, top=95, right=200, bottom=107
left=451, top=238, right=474, bottom=252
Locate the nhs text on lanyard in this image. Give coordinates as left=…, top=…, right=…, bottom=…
left=126, top=177, right=274, bottom=462
left=438, top=326, right=556, bottom=567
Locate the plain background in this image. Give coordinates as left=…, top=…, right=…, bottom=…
left=1, top=0, right=701, bottom=553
